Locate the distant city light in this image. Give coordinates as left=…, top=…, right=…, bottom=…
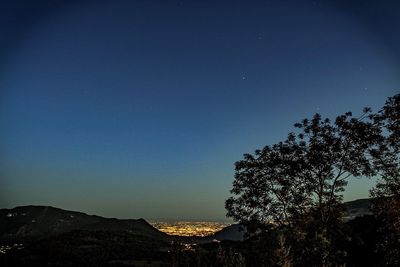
left=150, top=221, right=231, bottom=236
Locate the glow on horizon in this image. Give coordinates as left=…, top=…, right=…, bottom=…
left=0, top=1, right=399, bottom=220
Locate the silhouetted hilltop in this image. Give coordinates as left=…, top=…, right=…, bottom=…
left=0, top=205, right=167, bottom=243
left=0, top=199, right=382, bottom=266
left=0, top=198, right=372, bottom=244
left=343, top=198, right=373, bottom=221
left=210, top=224, right=246, bottom=241
left=198, top=199, right=373, bottom=243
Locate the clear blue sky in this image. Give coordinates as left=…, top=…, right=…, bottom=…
left=0, top=0, right=399, bottom=220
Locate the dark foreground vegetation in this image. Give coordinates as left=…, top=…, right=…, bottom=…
left=1, top=94, right=399, bottom=267
left=225, top=94, right=400, bottom=267
left=0, top=213, right=391, bottom=266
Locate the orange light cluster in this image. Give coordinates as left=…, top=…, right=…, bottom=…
left=150, top=221, right=231, bottom=236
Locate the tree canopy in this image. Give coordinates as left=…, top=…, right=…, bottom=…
left=226, top=94, right=400, bottom=266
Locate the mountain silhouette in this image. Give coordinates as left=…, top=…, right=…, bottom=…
left=0, top=205, right=167, bottom=243
left=1, top=199, right=372, bottom=243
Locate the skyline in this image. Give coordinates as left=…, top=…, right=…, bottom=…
left=1, top=0, right=399, bottom=220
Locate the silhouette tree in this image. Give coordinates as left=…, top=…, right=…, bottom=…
left=226, top=95, right=392, bottom=266
left=370, top=94, right=400, bottom=266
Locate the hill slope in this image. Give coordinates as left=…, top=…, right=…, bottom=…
left=0, top=205, right=167, bottom=243
left=343, top=198, right=372, bottom=221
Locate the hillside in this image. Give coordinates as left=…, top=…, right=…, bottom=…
left=197, top=198, right=373, bottom=243
left=343, top=198, right=372, bottom=221
left=0, top=205, right=168, bottom=243
left=1, top=199, right=373, bottom=244
left=0, top=199, right=380, bottom=266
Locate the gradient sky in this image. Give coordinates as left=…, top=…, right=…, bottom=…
left=0, top=0, right=399, bottom=220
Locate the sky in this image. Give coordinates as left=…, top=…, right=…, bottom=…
left=0, top=0, right=399, bottom=220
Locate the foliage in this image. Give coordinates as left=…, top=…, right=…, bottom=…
left=370, top=94, right=400, bottom=266
left=226, top=94, right=399, bottom=266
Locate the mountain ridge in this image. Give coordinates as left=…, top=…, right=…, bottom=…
left=1, top=198, right=373, bottom=243
left=0, top=205, right=168, bottom=243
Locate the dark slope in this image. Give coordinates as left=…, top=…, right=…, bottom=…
left=197, top=198, right=373, bottom=243
left=0, top=205, right=168, bottom=243
left=343, top=198, right=373, bottom=221
left=210, top=224, right=246, bottom=241
left=0, top=198, right=373, bottom=243
left=1, top=230, right=171, bottom=267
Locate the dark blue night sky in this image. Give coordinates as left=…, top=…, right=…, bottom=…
left=1, top=0, right=399, bottom=220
